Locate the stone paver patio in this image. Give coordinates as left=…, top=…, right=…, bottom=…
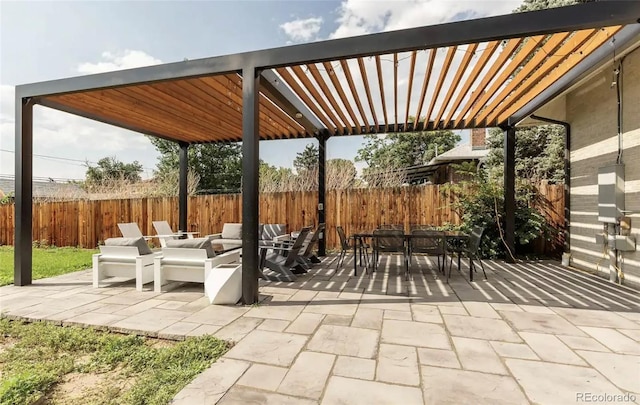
left=1, top=254, right=639, bottom=404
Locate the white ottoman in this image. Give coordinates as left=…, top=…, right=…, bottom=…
left=204, top=263, right=242, bottom=304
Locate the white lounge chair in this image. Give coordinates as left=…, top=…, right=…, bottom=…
left=152, top=220, right=199, bottom=247
left=93, top=237, right=160, bottom=291
left=153, top=238, right=241, bottom=302
left=118, top=222, right=144, bottom=238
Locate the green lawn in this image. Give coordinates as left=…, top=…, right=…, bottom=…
left=0, top=319, right=229, bottom=405
left=0, top=246, right=98, bottom=286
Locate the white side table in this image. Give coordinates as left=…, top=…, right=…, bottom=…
left=204, top=263, right=242, bottom=304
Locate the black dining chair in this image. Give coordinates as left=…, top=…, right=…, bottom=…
left=447, top=226, right=487, bottom=282
left=372, top=229, right=409, bottom=279
left=336, top=226, right=370, bottom=273
left=409, top=230, right=446, bottom=274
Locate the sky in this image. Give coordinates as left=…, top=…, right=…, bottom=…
left=0, top=0, right=522, bottom=182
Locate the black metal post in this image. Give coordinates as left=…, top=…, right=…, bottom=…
left=178, top=142, right=189, bottom=232
left=317, top=133, right=327, bottom=256
left=15, top=97, right=34, bottom=286
left=504, top=126, right=516, bottom=263
left=241, top=66, right=260, bottom=305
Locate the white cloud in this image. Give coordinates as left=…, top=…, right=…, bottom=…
left=280, top=17, right=324, bottom=42
left=330, top=0, right=521, bottom=39
left=77, top=50, right=162, bottom=75
left=2, top=49, right=164, bottom=180
left=274, top=1, right=524, bottom=134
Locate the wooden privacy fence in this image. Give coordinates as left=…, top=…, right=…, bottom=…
left=0, top=184, right=564, bottom=254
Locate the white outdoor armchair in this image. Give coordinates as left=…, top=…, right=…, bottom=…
left=153, top=238, right=241, bottom=303
left=93, top=237, right=160, bottom=291
left=152, top=220, right=199, bottom=247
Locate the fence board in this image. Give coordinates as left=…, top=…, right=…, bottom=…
left=0, top=184, right=564, bottom=254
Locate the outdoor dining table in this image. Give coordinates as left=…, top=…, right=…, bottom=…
left=351, top=231, right=469, bottom=277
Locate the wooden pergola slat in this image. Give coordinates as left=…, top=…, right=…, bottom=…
left=357, top=57, right=379, bottom=132
left=414, top=49, right=437, bottom=129
left=224, top=74, right=306, bottom=137
left=475, top=31, right=574, bottom=124
left=96, top=85, right=240, bottom=140
left=433, top=43, right=478, bottom=127
left=483, top=28, right=597, bottom=124
left=290, top=65, right=344, bottom=135
left=275, top=67, right=336, bottom=133
left=465, top=35, right=546, bottom=125
left=425, top=46, right=457, bottom=124
left=444, top=41, right=500, bottom=125
left=49, top=92, right=226, bottom=143
left=148, top=79, right=247, bottom=135
left=323, top=61, right=362, bottom=134
left=307, top=64, right=353, bottom=134
left=393, top=53, right=398, bottom=132
left=496, top=25, right=623, bottom=124
left=201, top=75, right=297, bottom=139
left=375, top=56, right=389, bottom=132
left=188, top=79, right=284, bottom=140
left=404, top=51, right=418, bottom=129
left=340, top=59, right=371, bottom=133
left=453, top=38, right=523, bottom=128
left=214, top=75, right=304, bottom=139
left=120, top=83, right=243, bottom=138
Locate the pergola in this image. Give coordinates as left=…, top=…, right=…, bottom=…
left=14, top=1, right=640, bottom=304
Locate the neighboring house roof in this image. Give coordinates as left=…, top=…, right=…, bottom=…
left=0, top=178, right=85, bottom=199
left=429, top=144, right=489, bottom=165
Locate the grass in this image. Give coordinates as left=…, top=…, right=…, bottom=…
left=0, top=319, right=229, bottom=405
left=0, top=246, right=98, bottom=286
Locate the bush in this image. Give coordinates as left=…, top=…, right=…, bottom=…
left=443, top=164, right=552, bottom=259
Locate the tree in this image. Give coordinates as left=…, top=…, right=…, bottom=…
left=84, top=157, right=143, bottom=186
left=150, top=138, right=242, bottom=194
left=294, top=144, right=319, bottom=173
left=356, top=129, right=460, bottom=170
left=355, top=125, right=460, bottom=187
left=484, top=126, right=565, bottom=184
left=480, top=0, right=582, bottom=184
left=327, top=159, right=357, bottom=190
left=259, top=160, right=297, bottom=192
left=514, top=0, right=590, bottom=13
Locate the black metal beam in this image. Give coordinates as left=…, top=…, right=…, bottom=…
left=179, top=142, right=189, bottom=233
left=241, top=66, right=260, bottom=305
left=531, top=115, right=571, bottom=253
left=17, top=2, right=640, bottom=99
left=504, top=126, right=516, bottom=263
left=508, top=24, right=640, bottom=126
left=14, top=97, right=34, bottom=286
left=317, top=134, right=327, bottom=256
left=260, top=70, right=323, bottom=134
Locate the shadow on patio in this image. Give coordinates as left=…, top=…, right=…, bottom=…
left=2, top=254, right=639, bottom=405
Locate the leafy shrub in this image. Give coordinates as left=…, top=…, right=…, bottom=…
left=443, top=164, right=552, bottom=259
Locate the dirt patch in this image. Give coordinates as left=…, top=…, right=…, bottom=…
left=148, top=338, right=177, bottom=349
left=45, top=366, right=136, bottom=405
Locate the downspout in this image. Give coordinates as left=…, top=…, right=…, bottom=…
left=530, top=115, right=571, bottom=255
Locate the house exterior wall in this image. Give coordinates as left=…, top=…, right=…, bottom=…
left=566, top=47, right=640, bottom=287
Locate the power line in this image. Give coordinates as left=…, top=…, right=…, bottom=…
left=0, top=149, right=156, bottom=172
left=0, top=174, right=83, bottom=182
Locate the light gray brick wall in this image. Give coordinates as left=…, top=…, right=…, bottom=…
left=566, top=47, right=640, bottom=288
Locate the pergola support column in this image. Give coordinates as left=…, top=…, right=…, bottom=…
left=15, top=97, right=34, bottom=286
left=178, top=142, right=188, bottom=233
left=317, top=133, right=327, bottom=256
left=241, top=66, right=261, bottom=305
left=504, top=125, right=516, bottom=263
